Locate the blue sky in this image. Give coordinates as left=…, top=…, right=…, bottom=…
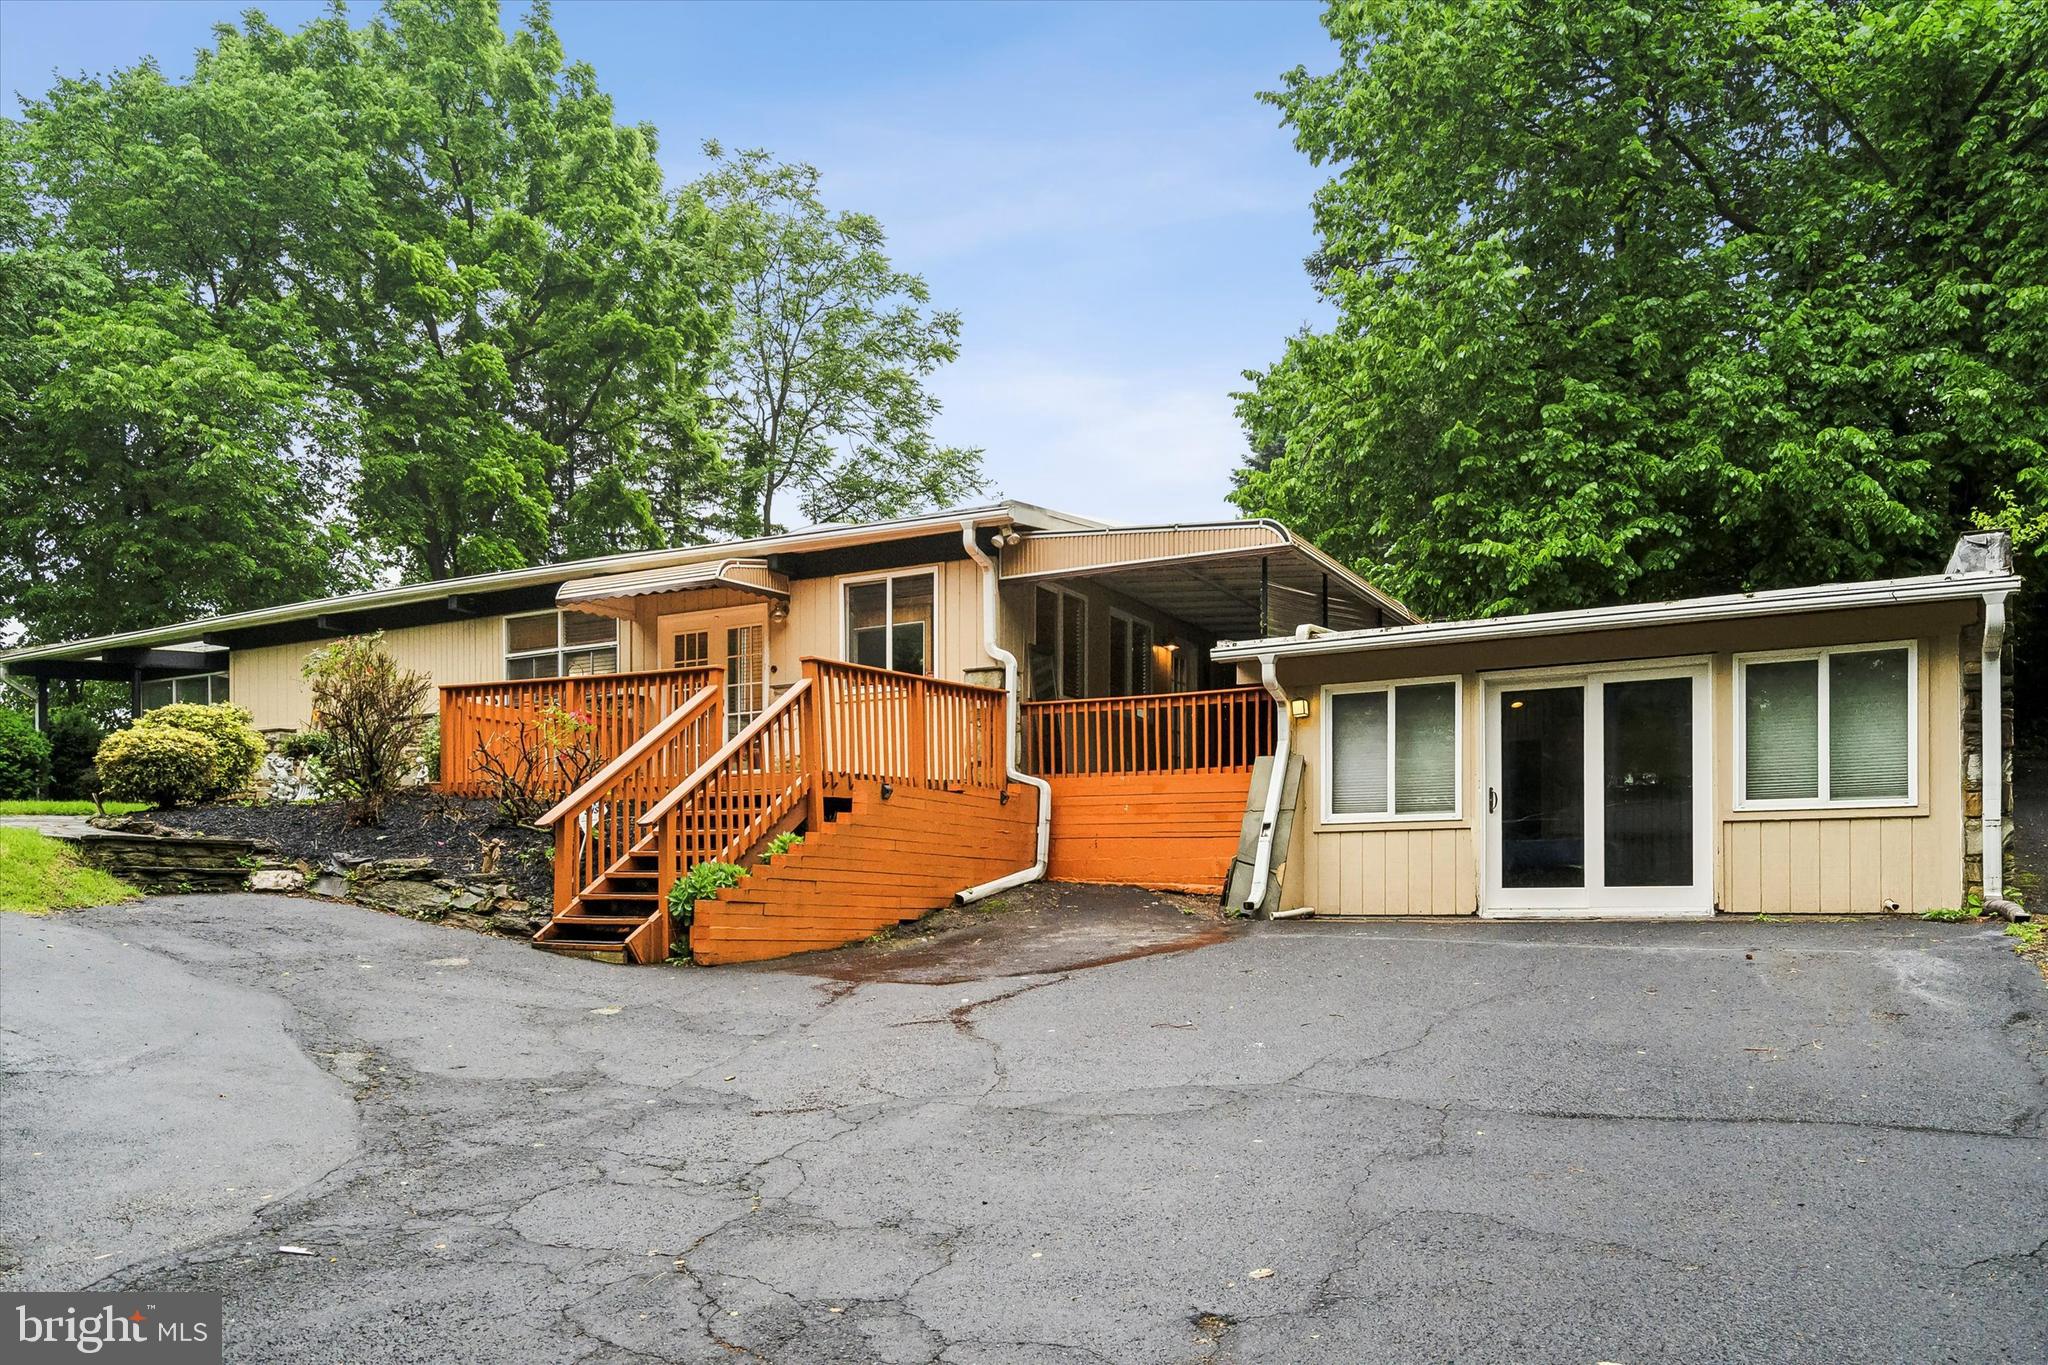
left=0, top=0, right=1337, bottom=525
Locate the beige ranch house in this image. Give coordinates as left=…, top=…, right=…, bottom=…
left=0, top=508, right=2016, bottom=959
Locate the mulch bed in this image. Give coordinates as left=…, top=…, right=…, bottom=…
left=152, top=792, right=554, bottom=907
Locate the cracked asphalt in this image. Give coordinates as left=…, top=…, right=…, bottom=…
left=3, top=894, right=2045, bottom=1364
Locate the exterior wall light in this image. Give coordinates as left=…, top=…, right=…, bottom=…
left=1289, top=697, right=1311, bottom=720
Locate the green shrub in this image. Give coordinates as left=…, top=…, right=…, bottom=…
left=45, top=707, right=103, bottom=800
left=271, top=730, right=331, bottom=762
left=95, top=726, right=220, bottom=807
left=668, top=861, right=746, bottom=931
left=759, top=831, right=803, bottom=863
left=136, top=703, right=265, bottom=802
left=304, top=635, right=431, bottom=821
left=0, top=710, right=53, bottom=799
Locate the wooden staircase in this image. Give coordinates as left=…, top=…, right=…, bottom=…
left=531, top=658, right=1027, bottom=966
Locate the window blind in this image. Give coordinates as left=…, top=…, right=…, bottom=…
left=1744, top=659, right=1820, bottom=801
left=1393, top=683, right=1457, bottom=814
left=1828, top=649, right=1909, bottom=800
left=1329, top=691, right=1389, bottom=815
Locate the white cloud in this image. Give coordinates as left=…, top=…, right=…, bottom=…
left=932, top=351, right=1252, bottom=525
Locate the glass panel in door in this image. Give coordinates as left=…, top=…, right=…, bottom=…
left=726, top=624, right=765, bottom=736
left=1499, top=686, right=1585, bottom=888
left=1602, top=676, right=1693, bottom=886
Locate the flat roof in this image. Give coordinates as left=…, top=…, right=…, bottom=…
left=0, top=502, right=1096, bottom=667
left=1210, top=569, right=2020, bottom=662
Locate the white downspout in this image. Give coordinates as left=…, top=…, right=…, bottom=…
left=1244, top=653, right=1291, bottom=917
left=1981, top=589, right=2010, bottom=901
left=956, top=521, right=1052, bottom=902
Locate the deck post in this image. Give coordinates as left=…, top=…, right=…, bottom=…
left=800, top=660, right=825, bottom=830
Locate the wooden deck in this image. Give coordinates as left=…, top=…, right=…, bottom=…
left=1023, top=687, right=1273, bottom=894
left=438, top=666, right=722, bottom=799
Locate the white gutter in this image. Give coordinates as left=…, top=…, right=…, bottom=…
left=1213, top=571, right=2023, bottom=664
left=1981, top=588, right=2010, bottom=901
left=1243, top=653, right=1291, bottom=917
left=955, top=521, right=1052, bottom=903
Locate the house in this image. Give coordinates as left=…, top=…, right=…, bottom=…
left=1214, top=533, right=2018, bottom=922
left=1, top=502, right=1403, bottom=962
left=2, top=511, right=2015, bottom=960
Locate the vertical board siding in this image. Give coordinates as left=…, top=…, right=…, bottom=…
left=1285, top=620, right=1968, bottom=918
left=229, top=617, right=505, bottom=730
left=1043, top=771, right=1253, bottom=893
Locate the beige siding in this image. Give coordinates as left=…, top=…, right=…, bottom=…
left=779, top=558, right=996, bottom=686
left=229, top=616, right=505, bottom=730
left=1275, top=600, right=1977, bottom=918
left=1001, top=525, right=1276, bottom=577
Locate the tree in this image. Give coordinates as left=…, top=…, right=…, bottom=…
left=694, top=144, right=987, bottom=537
left=5, top=0, right=730, bottom=599
left=0, top=113, right=361, bottom=643
left=1233, top=1, right=2048, bottom=619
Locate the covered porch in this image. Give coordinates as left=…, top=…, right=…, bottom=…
left=997, top=520, right=1406, bottom=893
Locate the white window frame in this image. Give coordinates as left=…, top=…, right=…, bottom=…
left=840, top=569, right=938, bottom=676
left=1108, top=607, right=1154, bottom=696
left=504, top=610, right=619, bottom=680
left=1734, top=640, right=1919, bottom=811
left=1319, top=675, right=1464, bottom=826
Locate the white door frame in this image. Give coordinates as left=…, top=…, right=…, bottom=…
left=1480, top=658, right=1713, bottom=919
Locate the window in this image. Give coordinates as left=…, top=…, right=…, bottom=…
left=505, top=611, right=618, bottom=680
left=1324, top=679, right=1460, bottom=821
left=1109, top=610, right=1154, bottom=695
left=1738, top=643, right=1914, bottom=807
left=725, top=623, right=765, bottom=731
left=844, top=572, right=934, bottom=675
left=1030, top=586, right=1087, bottom=699
left=672, top=630, right=710, bottom=668
left=139, top=671, right=230, bottom=712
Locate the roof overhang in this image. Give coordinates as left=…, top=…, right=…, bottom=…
left=999, top=521, right=1411, bottom=637
left=556, top=559, right=791, bottom=618
left=0, top=501, right=1101, bottom=670
left=1211, top=570, right=2022, bottom=663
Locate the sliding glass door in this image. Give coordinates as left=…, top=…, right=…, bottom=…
left=1484, top=663, right=1710, bottom=915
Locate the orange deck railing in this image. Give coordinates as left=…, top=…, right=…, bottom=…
left=636, top=658, right=1011, bottom=913
left=536, top=684, right=726, bottom=933
left=808, top=658, right=1007, bottom=793
left=1021, top=686, right=1276, bottom=777
left=439, top=666, right=722, bottom=798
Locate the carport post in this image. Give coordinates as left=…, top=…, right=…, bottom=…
left=1320, top=573, right=1329, bottom=628
left=33, top=676, right=49, bottom=733
left=1259, top=556, right=1270, bottom=637
left=129, top=668, right=144, bottom=721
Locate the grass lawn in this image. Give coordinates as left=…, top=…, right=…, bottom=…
left=0, top=800, right=148, bottom=816
left=0, top=829, right=140, bottom=914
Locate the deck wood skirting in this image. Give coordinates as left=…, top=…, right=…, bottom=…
left=690, top=780, right=1040, bottom=964
left=1043, top=771, right=1253, bottom=894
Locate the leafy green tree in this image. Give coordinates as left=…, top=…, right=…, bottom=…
left=694, top=144, right=987, bottom=536
left=6, top=0, right=729, bottom=598
left=1234, top=0, right=2048, bottom=618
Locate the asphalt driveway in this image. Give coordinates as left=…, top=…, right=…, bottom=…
left=3, top=894, right=2044, bottom=1364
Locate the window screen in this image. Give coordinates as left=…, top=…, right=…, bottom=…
left=1329, top=691, right=1390, bottom=815
left=1828, top=648, right=1909, bottom=801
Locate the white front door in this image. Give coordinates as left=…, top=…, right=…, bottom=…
left=1482, top=663, right=1711, bottom=917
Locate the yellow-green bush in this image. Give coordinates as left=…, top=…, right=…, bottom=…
left=136, top=703, right=265, bottom=801
left=94, top=725, right=221, bottom=808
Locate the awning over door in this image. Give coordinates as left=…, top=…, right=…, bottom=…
left=556, top=558, right=791, bottom=620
